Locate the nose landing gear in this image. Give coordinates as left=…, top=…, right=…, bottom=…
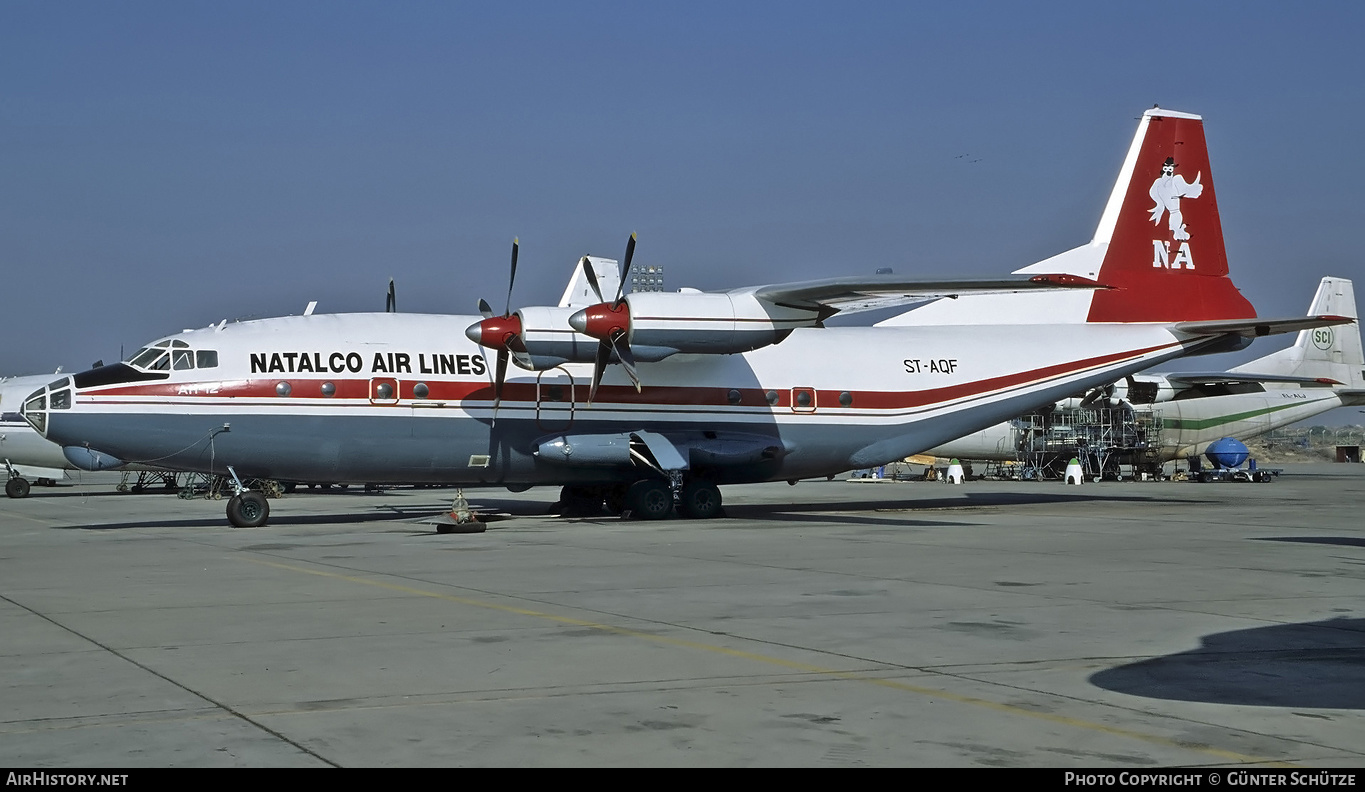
left=224, top=466, right=270, bottom=528
left=6, top=476, right=30, bottom=499
left=4, top=460, right=31, bottom=498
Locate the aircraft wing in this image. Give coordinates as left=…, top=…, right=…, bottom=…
left=746, top=273, right=1104, bottom=316
left=1163, top=372, right=1343, bottom=386
left=1173, top=315, right=1354, bottom=338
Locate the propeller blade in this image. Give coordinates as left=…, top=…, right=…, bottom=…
left=588, top=340, right=611, bottom=405
left=610, top=329, right=641, bottom=392
left=505, top=238, right=519, bottom=317
left=478, top=298, right=494, bottom=319
left=492, top=348, right=509, bottom=411
left=581, top=256, right=604, bottom=303
left=386, top=279, right=396, bottom=312
left=615, top=232, right=636, bottom=307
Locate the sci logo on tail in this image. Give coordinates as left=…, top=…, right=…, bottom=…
left=1149, top=156, right=1203, bottom=270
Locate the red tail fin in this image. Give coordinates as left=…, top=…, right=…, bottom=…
left=1086, top=108, right=1255, bottom=322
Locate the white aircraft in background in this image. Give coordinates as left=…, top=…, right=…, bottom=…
left=927, top=276, right=1365, bottom=470
left=2, top=370, right=190, bottom=498
left=21, top=108, right=1348, bottom=526
left=2, top=373, right=76, bottom=497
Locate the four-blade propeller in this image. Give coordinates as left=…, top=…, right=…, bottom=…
left=569, top=233, right=642, bottom=404
left=463, top=239, right=525, bottom=411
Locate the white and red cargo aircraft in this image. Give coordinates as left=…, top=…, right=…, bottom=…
left=21, top=108, right=1348, bottom=526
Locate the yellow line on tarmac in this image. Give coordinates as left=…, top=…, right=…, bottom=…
left=246, top=557, right=1292, bottom=766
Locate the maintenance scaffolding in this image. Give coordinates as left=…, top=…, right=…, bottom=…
left=986, top=405, right=1164, bottom=481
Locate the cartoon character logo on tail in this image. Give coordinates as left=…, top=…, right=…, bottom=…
left=1148, top=156, right=1203, bottom=241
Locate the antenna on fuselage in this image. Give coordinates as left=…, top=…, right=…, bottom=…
left=386, top=279, right=396, bottom=312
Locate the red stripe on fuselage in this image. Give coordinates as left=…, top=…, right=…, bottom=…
left=78, top=341, right=1179, bottom=411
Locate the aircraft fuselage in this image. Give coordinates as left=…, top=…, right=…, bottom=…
left=28, top=312, right=1212, bottom=486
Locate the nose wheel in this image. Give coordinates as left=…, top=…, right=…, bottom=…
left=227, top=491, right=270, bottom=528
left=6, top=476, right=31, bottom=499
left=223, top=466, right=270, bottom=527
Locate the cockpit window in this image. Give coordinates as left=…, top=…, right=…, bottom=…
left=172, top=350, right=193, bottom=370
left=196, top=350, right=218, bottom=369
left=146, top=352, right=171, bottom=371
left=170, top=339, right=189, bottom=348
left=50, top=389, right=71, bottom=410
left=129, top=347, right=166, bottom=369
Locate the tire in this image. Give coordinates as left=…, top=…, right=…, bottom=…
left=603, top=485, right=628, bottom=515
left=227, top=491, right=270, bottom=528
left=6, top=477, right=31, bottom=499
left=557, top=485, right=603, bottom=516
left=677, top=479, right=723, bottom=519
left=625, top=479, right=673, bottom=521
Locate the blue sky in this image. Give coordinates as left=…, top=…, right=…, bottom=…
left=3, top=1, right=1362, bottom=424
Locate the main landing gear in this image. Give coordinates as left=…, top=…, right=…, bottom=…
left=556, top=476, right=724, bottom=521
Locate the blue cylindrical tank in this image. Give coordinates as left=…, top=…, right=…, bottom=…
left=1205, top=437, right=1250, bottom=470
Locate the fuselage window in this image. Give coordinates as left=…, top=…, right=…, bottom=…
left=172, top=350, right=194, bottom=370
left=196, top=350, right=218, bottom=369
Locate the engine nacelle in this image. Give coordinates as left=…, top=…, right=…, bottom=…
left=1128, top=374, right=1177, bottom=404
left=509, top=306, right=599, bottom=370
left=571, top=290, right=820, bottom=358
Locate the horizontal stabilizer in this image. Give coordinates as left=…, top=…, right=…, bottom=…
left=749, top=274, right=1103, bottom=316
left=1164, top=372, right=1342, bottom=386
left=1174, top=315, right=1354, bottom=339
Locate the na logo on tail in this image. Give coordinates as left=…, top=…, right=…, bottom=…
left=882, top=107, right=1260, bottom=327
left=1148, top=156, right=1203, bottom=266
left=1084, top=108, right=1255, bottom=323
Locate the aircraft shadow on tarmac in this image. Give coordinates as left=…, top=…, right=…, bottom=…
left=1254, top=536, right=1365, bottom=549
left=47, top=489, right=1190, bottom=531
left=718, top=491, right=1187, bottom=521
left=1089, top=617, right=1365, bottom=709
left=52, top=509, right=467, bottom=532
